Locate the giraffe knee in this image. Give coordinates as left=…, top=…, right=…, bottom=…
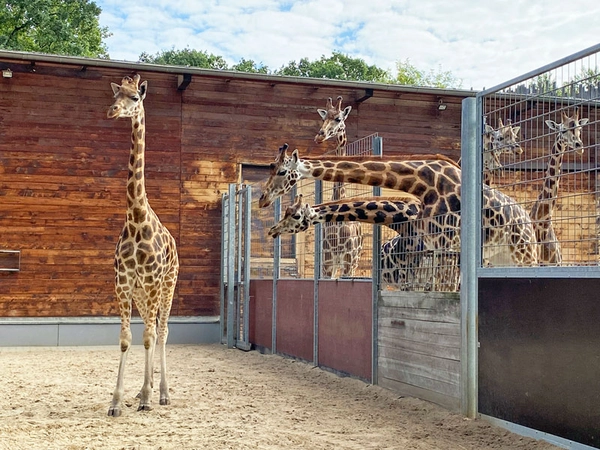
left=119, top=329, right=132, bottom=352
left=143, top=329, right=156, bottom=349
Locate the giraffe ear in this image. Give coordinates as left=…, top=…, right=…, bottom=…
left=138, top=80, right=148, bottom=100
left=111, top=83, right=120, bottom=95
left=579, top=118, right=589, bottom=126
left=484, top=124, right=494, bottom=133
left=512, top=125, right=521, bottom=135
left=342, top=105, right=352, bottom=120
left=291, top=149, right=299, bottom=164
left=317, top=109, right=327, bottom=120
left=545, top=120, right=559, bottom=131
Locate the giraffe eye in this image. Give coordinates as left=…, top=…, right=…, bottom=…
left=335, top=117, right=341, bottom=122
left=131, top=96, right=139, bottom=101
left=277, top=170, right=286, bottom=176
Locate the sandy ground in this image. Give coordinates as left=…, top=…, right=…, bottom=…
left=0, top=344, right=561, bottom=450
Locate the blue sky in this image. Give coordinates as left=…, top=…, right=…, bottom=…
left=96, top=0, right=600, bottom=90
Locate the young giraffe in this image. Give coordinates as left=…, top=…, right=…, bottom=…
left=315, top=96, right=363, bottom=278
left=529, top=108, right=589, bottom=265
left=259, top=144, right=538, bottom=266
left=106, top=74, right=179, bottom=417
left=268, top=193, right=421, bottom=238
left=269, top=193, right=425, bottom=287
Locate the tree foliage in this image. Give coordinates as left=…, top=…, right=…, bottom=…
left=276, top=51, right=391, bottom=83
left=395, top=59, right=462, bottom=89
left=139, top=48, right=229, bottom=70
left=0, top=0, right=110, bottom=58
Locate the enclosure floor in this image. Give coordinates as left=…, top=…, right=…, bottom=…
left=0, top=344, right=559, bottom=450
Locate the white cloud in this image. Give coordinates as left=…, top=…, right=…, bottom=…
left=96, top=0, right=600, bottom=89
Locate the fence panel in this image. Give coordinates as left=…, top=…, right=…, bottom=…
left=465, top=43, right=600, bottom=449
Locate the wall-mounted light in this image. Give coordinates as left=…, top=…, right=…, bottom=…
left=437, top=98, right=447, bottom=111
left=2, top=68, right=13, bottom=78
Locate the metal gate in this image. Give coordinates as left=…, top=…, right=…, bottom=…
left=220, top=184, right=252, bottom=350
left=461, top=43, right=600, bottom=449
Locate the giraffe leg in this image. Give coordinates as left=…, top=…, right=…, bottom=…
left=137, top=323, right=157, bottom=411
left=157, top=310, right=170, bottom=406
left=157, top=267, right=177, bottom=406
left=108, top=323, right=132, bottom=417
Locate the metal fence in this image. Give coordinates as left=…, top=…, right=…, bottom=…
left=250, top=134, right=380, bottom=281
left=479, top=48, right=600, bottom=269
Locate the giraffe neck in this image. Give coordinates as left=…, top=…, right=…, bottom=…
left=536, top=141, right=565, bottom=215
left=297, top=156, right=461, bottom=202
left=538, top=140, right=566, bottom=204
left=310, top=196, right=420, bottom=227
left=126, top=107, right=149, bottom=217
left=330, top=129, right=348, bottom=201
left=335, top=128, right=347, bottom=156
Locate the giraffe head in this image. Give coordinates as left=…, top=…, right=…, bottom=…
left=545, top=107, right=589, bottom=155
left=268, top=194, right=313, bottom=238
left=107, top=74, right=148, bottom=119
left=258, top=143, right=301, bottom=208
left=315, top=96, right=352, bottom=144
left=482, top=119, right=523, bottom=176
left=495, top=118, right=523, bottom=155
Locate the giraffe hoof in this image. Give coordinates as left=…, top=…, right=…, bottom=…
left=137, top=404, right=152, bottom=412
left=107, top=406, right=122, bottom=417
left=159, top=397, right=170, bottom=406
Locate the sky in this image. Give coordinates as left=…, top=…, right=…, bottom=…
left=96, top=0, right=600, bottom=91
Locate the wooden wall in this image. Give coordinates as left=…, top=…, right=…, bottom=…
left=0, top=54, right=470, bottom=318
left=378, top=291, right=461, bottom=411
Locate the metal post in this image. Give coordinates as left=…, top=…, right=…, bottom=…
left=460, top=97, right=479, bottom=418
left=235, top=185, right=252, bottom=351
left=219, top=191, right=227, bottom=345
left=371, top=136, right=382, bottom=384
left=271, top=196, right=281, bottom=354
left=226, top=183, right=237, bottom=349
left=313, top=179, right=323, bottom=366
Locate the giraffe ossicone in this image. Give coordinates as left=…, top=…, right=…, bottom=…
left=106, top=74, right=179, bottom=417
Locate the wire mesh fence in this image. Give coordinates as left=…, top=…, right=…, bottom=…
left=249, top=134, right=379, bottom=280
left=481, top=48, right=600, bottom=267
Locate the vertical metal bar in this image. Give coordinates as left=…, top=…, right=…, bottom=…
left=220, top=192, right=227, bottom=345
left=235, top=187, right=244, bottom=344
left=460, top=97, right=479, bottom=418
left=226, top=183, right=237, bottom=349
left=242, top=185, right=252, bottom=347
left=313, top=179, right=323, bottom=366
left=371, top=136, right=382, bottom=384
left=271, top=196, right=281, bottom=354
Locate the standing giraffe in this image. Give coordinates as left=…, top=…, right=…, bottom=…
left=314, top=96, right=363, bottom=278
left=106, top=74, right=179, bottom=417
left=259, top=144, right=538, bottom=266
left=529, top=108, right=589, bottom=265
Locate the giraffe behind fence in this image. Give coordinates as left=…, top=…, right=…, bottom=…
left=315, top=96, right=363, bottom=278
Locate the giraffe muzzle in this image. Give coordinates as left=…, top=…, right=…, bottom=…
left=107, top=105, right=121, bottom=119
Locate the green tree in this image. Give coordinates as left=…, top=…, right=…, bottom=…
left=276, top=51, right=392, bottom=83
left=230, top=58, right=269, bottom=74
left=0, top=0, right=110, bottom=58
left=139, top=48, right=229, bottom=70
left=395, top=59, right=462, bottom=89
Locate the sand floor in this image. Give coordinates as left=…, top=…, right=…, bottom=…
left=0, top=344, right=561, bottom=450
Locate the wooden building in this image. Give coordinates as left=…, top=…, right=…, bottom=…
left=0, top=50, right=473, bottom=343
